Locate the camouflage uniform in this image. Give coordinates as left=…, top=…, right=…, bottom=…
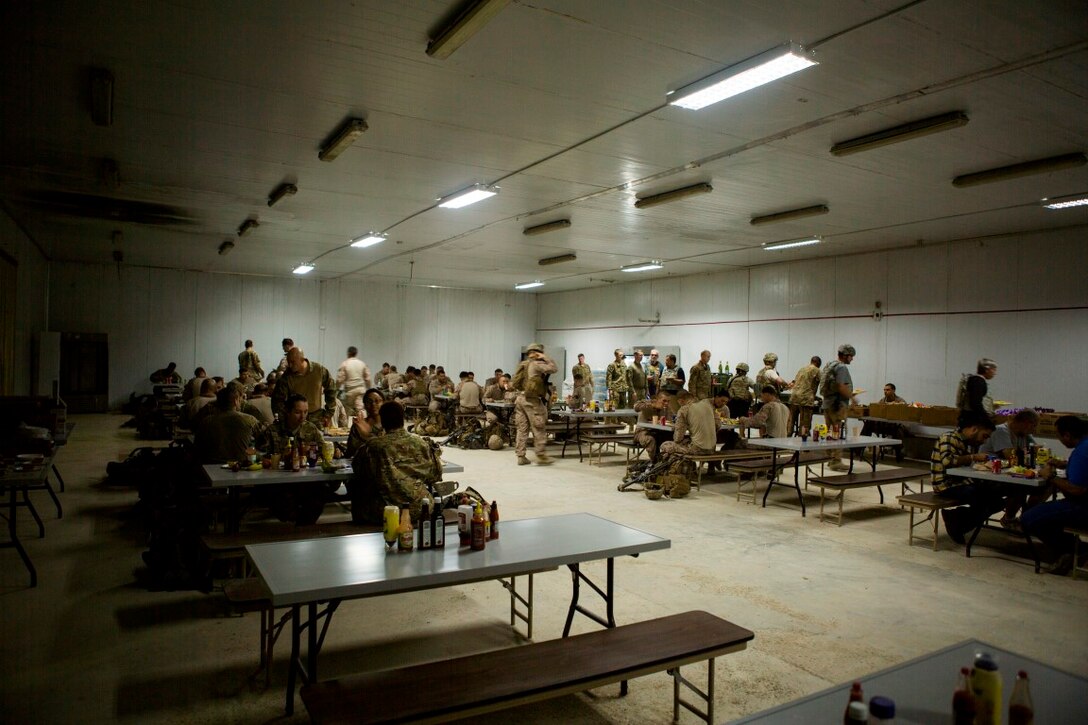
left=627, top=361, right=648, bottom=402
left=271, top=359, right=337, bottom=424
left=344, top=420, right=383, bottom=459
left=349, top=428, right=441, bottom=525
left=755, top=365, right=786, bottom=393
left=727, top=372, right=755, bottom=418
left=788, top=363, right=820, bottom=436
left=256, top=417, right=325, bottom=455
left=254, top=418, right=329, bottom=525
left=605, top=359, right=630, bottom=408
left=572, top=362, right=594, bottom=403
left=238, top=347, right=264, bottom=384
left=633, top=399, right=664, bottom=461
left=514, top=353, right=558, bottom=460
left=400, top=377, right=430, bottom=407
left=688, top=361, right=712, bottom=400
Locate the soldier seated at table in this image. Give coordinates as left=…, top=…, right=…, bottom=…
left=931, top=412, right=1002, bottom=544
left=253, top=394, right=331, bottom=525
left=633, top=392, right=668, bottom=462
left=567, top=374, right=591, bottom=409
left=345, top=388, right=386, bottom=458
left=348, top=402, right=442, bottom=525
left=455, top=371, right=484, bottom=415
left=739, top=386, right=790, bottom=439
left=396, top=367, right=430, bottom=408
left=661, top=388, right=729, bottom=460
left=860, top=383, right=906, bottom=462
left=194, top=383, right=260, bottom=464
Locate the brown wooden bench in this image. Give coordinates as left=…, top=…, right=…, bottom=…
left=580, top=432, right=636, bottom=465
left=1068, top=526, right=1088, bottom=580
left=896, top=491, right=962, bottom=550
left=677, top=450, right=773, bottom=488
left=730, top=452, right=832, bottom=505
left=301, top=610, right=754, bottom=725
left=807, top=467, right=929, bottom=525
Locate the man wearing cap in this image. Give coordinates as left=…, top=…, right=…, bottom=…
left=512, top=343, right=558, bottom=465
left=688, top=349, right=713, bottom=401
left=727, top=362, right=755, bottom=418
left=755, top=353, right=787, bottom=393
left=822, top=344, right=858, bottom=472
left=788, top=355, right=821, bottom=436
left=605, top=348, right=630, bottom=409
left=661, top=387, right=730, bottom=459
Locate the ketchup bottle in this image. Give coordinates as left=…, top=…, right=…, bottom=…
left=843, top=681, right=864, bottom=724
left=489, top=500, right=499, bottom=540
left=952, top=666, right=977, bottom=725
left=1008, top=670, right=1034, bottom=725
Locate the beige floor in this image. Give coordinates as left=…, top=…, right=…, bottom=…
left=1, top=413, right=1085, bottom=724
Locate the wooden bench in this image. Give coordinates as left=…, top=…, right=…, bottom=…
left=1066, top=526, right=1088, bottom=580
left=201, top=521, right=380, bottom=584
left=730, top=452, right=832, bottom=505
left=677, top=450, right=772, bottom=488
left=896, top=491, right=962, bottom=550
left=301, top=610, right=754, bottom=725
left=580, top=432, right=635, bottom=465
left=807, top=467, right=929, bottom=525
left=617, top=439, right=645, bottom=463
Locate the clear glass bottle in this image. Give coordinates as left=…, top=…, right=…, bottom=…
left=1008, top=670, right=1034, bottom=725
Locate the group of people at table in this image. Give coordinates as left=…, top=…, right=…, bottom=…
left=162, top=339, right=1085, bottom=574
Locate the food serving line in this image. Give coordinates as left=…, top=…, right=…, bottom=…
left=243, top=512, right=671, bottom=713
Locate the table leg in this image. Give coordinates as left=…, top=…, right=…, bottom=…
left=965, top=522, right=983, bottom=558
left=760, top=454, right=781, bottom=508
left=22, top=488, right=45, bottom=538
left=306, top=601, right=318, bottom=683
left=52, top=463, right=66, bottom=492
left=227, top=487, right=240, bottom=534
left=286, top=605, right=300, bottom=715
left=43, top=476, right=62, bottom=519
left=562, top=558, right=617, bottom=637
left=5, top=486, right=36, bottom=587
left=577, top=420, right=586, bottom=462
left=793, top=455, right=806, bottom=516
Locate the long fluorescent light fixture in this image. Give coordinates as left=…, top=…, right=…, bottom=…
left=267, top=183, right=298, bottom=207
left=751, top=204, right=829, bottom=226
left=621, top=260, right=664, bottom=272
left=318, top=118, right=368, bottom=162
left=762, top=237, right=821, bottom=251
left=437, top=183, right=498, bottom=209
left=830, top=112, right=969, bottom=157
left=1041, top=192, right=1088, bottom=209
left=953, top=153, right=1087, bottom=188
left=539, top=253, right=576, bottom=266
left=634, top=182, right=712, bottom=209
left=237, top=218, right=259, bottom=236
left=514, top=280, right=544, bottom=290
left=292, top=263, right=315, bottom=275
left=667, top=43, right=817, bottom=111
left=350, top=232, right=387, bottom=248
left=427, top=0, right=511, bottom=60
left=523, top=219, right=571, bottom=236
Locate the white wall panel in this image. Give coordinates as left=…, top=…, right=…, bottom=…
left=885, top=316, right=948, bottom=402
left=788, top=258, right=836, bottom=319
left=887, top=245, right=948, bottom=314
left=749, top=266, right=788, bottom=320
left=947, top=239, right=1017, bottom=312
left=0, top=208, right=50, bottom=394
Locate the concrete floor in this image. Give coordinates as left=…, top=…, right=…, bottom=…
left=1, top=413, right=1085, bottom=724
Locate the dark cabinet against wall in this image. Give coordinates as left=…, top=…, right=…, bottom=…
left=60, top=332, right=108, bottom=412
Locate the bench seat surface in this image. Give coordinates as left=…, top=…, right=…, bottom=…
left=809, top=468, right=927, bottom=489
left=302, top=610, right=753, bottom=725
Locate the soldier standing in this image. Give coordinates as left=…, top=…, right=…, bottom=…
left=627, top=349, right=648, bottom=402
left=605, top=348, right=630, bottom=408
left=513, top=343, right=558, bottom=465
left=337, top=346, right=371, bottom=417
left=755, top=353, right=786, bottom=393
left=727, top=362, right=755, bottom=418
left=572, top=353, right=593, bottom=404
left=646, top=349, right=664, bottom=396
left=238, top=340, right=265, bottom=385
left=688, top=349, right=712, bottom=400
left=787, top=355, right=821, bottom=436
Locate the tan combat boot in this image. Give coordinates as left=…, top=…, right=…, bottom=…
left=536, top=453, right=553, bottom=465
left=517, top=456, right=531, bottom=466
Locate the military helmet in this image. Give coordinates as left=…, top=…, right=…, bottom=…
left=837, top=344, right=856, bottom=356
left=763, top=352, right=778, bottom=364
left=736, top=362, right=749, bottom=373
left=487, top=434, right=505, bottom=450
left=526, top=343, right=545, bottom=353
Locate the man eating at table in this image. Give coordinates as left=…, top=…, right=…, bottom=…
left=255, top=394, right=329, bottom=524
left=931, top=412, right=1001, bottom=544
left=661, top=387, right=729, bottom=460
left=1022, top=415, right=1088, bottom=575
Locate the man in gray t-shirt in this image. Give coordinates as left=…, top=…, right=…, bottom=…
left=822, top=344, right=857, bottom=471
left=980, top=410, right=1038, bottom=457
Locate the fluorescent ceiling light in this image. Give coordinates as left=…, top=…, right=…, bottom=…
left=318, top=118, right=368, bottom=162
left=426, top=0, right=511, bottom=60
left=750, top=204, right=829, bottom=226
left=217, top=240, right=234, bottom=256
left=514, top=280, right=544, bottom=290
left=762, top=237, right=821, bottom=251
left=634, top=182, right=712, bottom=209
left=667, top=43, right=817, bottom=111
left=237, top=218, right=259, bottom=237
left=523, top=219, right=571, bottom=236
left=621, top=261, right=664, bottom=272
left=437, top=183, right=498, bottom=209
left=267, top=182, right=298, bottom=207
left=292, top=263, right=315, bottom=275
left=539, top=253, right=577, bottom=266
left=1041, top=192, right=1088, bottom=209
left=953, top=153, right=1087, bottom=188
left=350, top=232, right=387, bottom=248
left=830, top=112, right=969, bottom=156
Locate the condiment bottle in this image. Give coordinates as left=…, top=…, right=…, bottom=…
left=418, top=501, right=432, bottom=549
left=844, top=701, right=867, bottom=724
left=470, top=502, right=486, bottom=551
left=483, top=502, right=491, bottom=539
left=843, top=681, right=864, bottom=724
left=971, top=652, right=1002, bottom=725
left=457, top=504, right=473, bottom=547
left=868, top=695, right=895, bottom=723
left=397, top=504, right=414, bottom=552
left=489, top=500, right=499, bottom=540
left=282, top=436, right=295, bottom=470
left=432, top=504, right=445, bottom=548
left=952, top=666, right=977, bottom=725
left=1008, top=670, right=1033, bottom=725
left=382, top=505, right=399, bottom=551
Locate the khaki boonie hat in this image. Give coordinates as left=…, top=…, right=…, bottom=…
left=526, top=343, right=544, bottom=353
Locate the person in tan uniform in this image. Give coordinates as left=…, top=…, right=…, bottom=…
left=633, top=392, right=668, bottom=462
left=238, top=340, right=264, bottom=386
left=788, top=355, right=821, bottom=436
left=513, top=343, right=558, bottom=465
left=605, top=349, right=630, bottom=408
left=627, top=349, right=648, bottom=402
left=688, top=349, right=712, bottom=400
left=740, top=386, right=790, bottom=439
left=571, top=353, right=593, bottom=404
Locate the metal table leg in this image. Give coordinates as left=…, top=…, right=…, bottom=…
left=3, top=486, right=36, bottom=587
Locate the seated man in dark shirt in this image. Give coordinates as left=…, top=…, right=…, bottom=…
left=930, top=412, right=1001, bottom=544
left=1022, top=415, right=1088, bottom=575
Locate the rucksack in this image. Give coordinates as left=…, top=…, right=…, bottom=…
left=511, top=361, right=528, bottom=392
left=818, top=361, right=843, bottom=400
left=955, top=373, right=981, bottom=409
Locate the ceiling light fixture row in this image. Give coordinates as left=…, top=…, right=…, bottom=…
left=952, top=153, right=1087, bottom=188
left=318, top=118, right=368, bottom=162
left=539, top=253, right=576, bottom=266
left=750, top=204, right=829, bottom=226
left=267, top=182, right=298, bottom=207
left=426, top=0, right=511, bottom=60
left=830, top=112, right=969, bottom=156
left=350, top=232, right=387, bottom=248
left=1041, top=192, right=1088, bottom=210
left=237, top=218, right=259, bottom=237
left=293, top=263, right=315, bottom=275
left=667, top=43, right=818, bottom=110
left=438, top=183, right=499, bottom=209
left=523, top=219, right=571, bottom=235
left=514, top=280, right=544, bottom=290
left=621, top=260, right=664, bottom=272
left=762, top=237, right=821, bottom=251
left=634, top=182, right=713, bottom=209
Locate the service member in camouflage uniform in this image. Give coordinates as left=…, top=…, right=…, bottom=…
left=513, top=343, right=558, bottom=465
left=271, top=347, right=337, bottom=424
left=787, top=355, right=821, bottom=436
left=349, top=402, right=441, bottom=525
left=632, top=392, right=668, bottom=461
left=238, top=339, right=265, bottom=386
left=257, top=393, right=325, bottom=453
left=755, top=353, right=787, bottom=393
left=255, top=394, right=331, bottom=525
left=397, top=368, right=430, bottom=407
left=345, top=388, right=385, bottom=458
left=726, top=363, right=755, bottom=418
left=688, top=350, right=712, bottom=400
left=605, top=349, right=630, bottom=408
left=627, top=350, right=648, bottom=402
left=572, top=353, right=594, bottom=404
left=822, top=344, right=857, bottom=471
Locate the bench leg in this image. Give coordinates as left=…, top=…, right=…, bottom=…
left=670, top=658, right=715, bottom=724
left=837, top=489, right=844, bottom=527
